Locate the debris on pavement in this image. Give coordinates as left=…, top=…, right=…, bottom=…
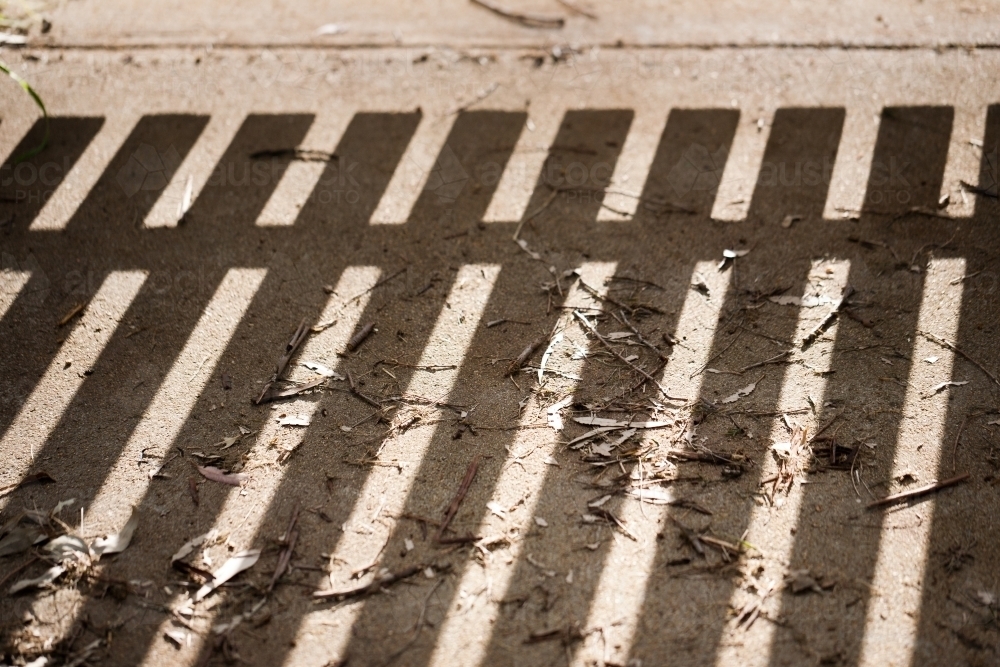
left=195, top=549, right=262, bottom=601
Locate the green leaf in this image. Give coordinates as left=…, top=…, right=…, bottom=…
left=0, top=58, right=49, bottom=164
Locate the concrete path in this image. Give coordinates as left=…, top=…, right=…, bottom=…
left=1, top=3, right=999, bottom=666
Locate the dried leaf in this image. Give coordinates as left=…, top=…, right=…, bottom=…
left=566, top=426, right=620, bottom=448
left=587, top=495, right=612, bottom=508
left=171, top=529, right=219, bottom=563
left=538, top=332, right=563, bottom=383
left=195, top=549, right=261, bottom=601
left=10, top=565, right=65, bottom=594
left=546, top=396, right=573, bottom=431
left=785, top=569, right=823, bottom=594
left=278, top=414, right=311, bottom=427
left=91, top=507, right=139, bottom=558
left=197, top=466, right=247, bottom=487
left=486, top=501, right=507, bottom=519
left=164, top=628, right=191, bottom=648
left=721, top=380, right=759, bottom=404
left=924, top=380, right=969, bottom=397
left=46, top=535, right=91, bottom=562
left=218, top=435, right=241, bottom=450
left=0, top=525, right=44, bottom=557
left=302, top=361, right=344, bottom=379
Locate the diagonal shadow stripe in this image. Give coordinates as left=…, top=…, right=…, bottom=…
left=62, top=114, right=209, bottom=233
left=0, top=117, right=105, bottom=232
left=294, top=111, right=421, bottom=230
left=861, top=106, right=954, bottom=215
left=638, top=108, right=740, bottom=218
left=183, top=114, right=314, bottom=228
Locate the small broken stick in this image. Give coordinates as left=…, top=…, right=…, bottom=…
left=347, top=371, right=381, bottom=408
left=250, top=148, right=337, bottom=162
left=470, top=0, right=565, bottom=29
left=313, top=565, right=423, bottom=600
left=802, top=285, right=853, bottom=349
left=269, top=503, right=300, bottom=592
left=436, top=455, right=481, bottom=542
left=346, top=322, right=375, bottom=352
left=256, top=319, right=309, bottom=404
left=573, top=310, right=685, bottom=402
left=866, top=473, right=970, bottom=509
left=506, top=337, right=544, bottom=377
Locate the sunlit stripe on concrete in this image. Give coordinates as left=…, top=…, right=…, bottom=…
left=369, top=113, right=457, bottom=224
left=821, top=105, right=880, bottom=221
left=710, top=110, right=771, bottom=222
left=30, top=111, right=141, bottom=231
left=940, top=105, right=987, bottom=218
left=482, top=106, right=563, bottom=223
left=857, top=257, right=965, bottom=667
left=426, top=262, right=618, bottom=667
left=596, top=109, right=665, bottom=221
left=572, top=260, right=730, bottom=667
left=713, top=258, right=851, bottom=667
left=136, top=266, right=381, bottom=667
left=143, top=111, right=245, bottom=228
left=86, top=268, right=266, bottom=528
left=0, top=270, right=32, bottom=320
left=281, top=263, right=505, bottom=667
left=0, top=270, right=147, bottom=508
left=256, top=109, right=355, bottom=227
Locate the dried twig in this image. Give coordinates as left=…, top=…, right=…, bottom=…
left=573, top=310, right=685, bottom=402
left=616, top=310, right=669, bottom=361
left=347, top=322, right=376, bottom=352
left=436, top=456, right=481, bottom=542
left=866, top=473, right=970, bottom=510
left=269, top=503, right=300, bottom=592
left=506, top=337, right=544, bottom=377
left=470, top=0, right=565, bottom=28
left=514, top=188, right=559, bottom=240
left=920, top=330, right=1000, bottom=388
left=555, top=0, right=597, bottom=19
left=347, top=371, right=382, bottom=409
left=313, top=565, right=424, bottom=600
left=802, top=286, right=853, bottom=349
left=256, top=319, right=309, bottom=404
left=350, top=267, right=407, bottom=302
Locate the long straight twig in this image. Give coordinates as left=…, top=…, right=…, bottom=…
left=573, top=310, right=686, bottom=402
left=256, top=319, right=309, bottom=404
left=616, top=310, right=669, bottom=361
left=866, top=473, right=970, bottom=509
left=470, top=0, right=565, bottom=28
left=436, top=456, right=481, bottom=542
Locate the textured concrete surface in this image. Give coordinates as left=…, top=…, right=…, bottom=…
left=0, top=3, right=999, bottom=667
